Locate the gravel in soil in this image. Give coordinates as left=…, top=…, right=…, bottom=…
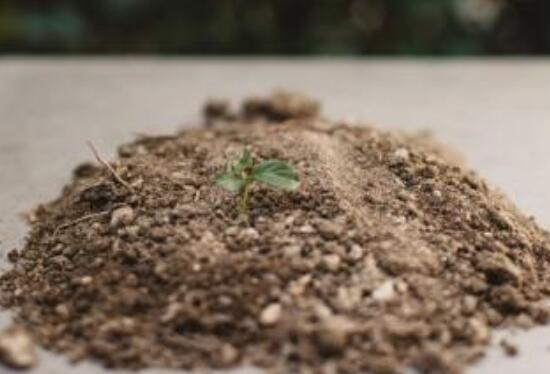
left=2, top=92, right=550, bottom=373
left=0, top=325, right=37, bottom=369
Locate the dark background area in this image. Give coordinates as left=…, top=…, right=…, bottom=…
left=0, top=0, right=549, bottom=55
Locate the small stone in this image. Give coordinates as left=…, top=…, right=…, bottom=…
left=462, top=295, right=478, bottom=314
left=500, top=339, right=519, bottom=357
left=322, top=254, right=341, bottom=272
left=372, top=280, right=396, bottom=302
left=283, top=245, right=302, bottom=258
left=154, top=263, right=169, bottom=280
left=110, top=206, right=135, bottom=227
left=239, top=227, right=260, bottom=241
left=219, top=343, right=239, bottom=365
left=224, top=226, right=239, bottom=236
left=118, top=144, right=136, bottom=157
left=218, top=295, right=233, bottom=306
left=203, top=99, right=232, bottom=121
left=395, top=280, right=408, bottom=293
left=288, top=274, right=312, bottom=296
left=55, top=303, right=70, bottom=318
left=515, top=313, right=534, bottom=329
left=80, top=276, right=93, bottom=285
left=315, top=219, right=343, bottom=240
left=284, top=214, right=296, bottom=226
left=23, top=210, right=38, bottom=224
left=393, top=148, right=410, bottom=162
left=130, top=177, right=144, bottom=189
left=317, top=316, right=356, bottom=353
left=413, top=348, right=459, bottom=374
left=297, top=224, right=315, bottom=234
left=161, top=302, right=183, bottom=323
left=125, top=225, right=140, bottom=238
left=7, top=249, right=19, bottom=263
left=468, top=318, right=489, bottom=343
left=260, top=303, right=282, bottom=326
left=48, top=244, right=63, bottom=255
left=348, top=244, right=364, bottom=261
left=335, top=287, right=361, bottom=311
left=200, top=230, right=217, bottom=244
left=313, top=302, right=333, bottom=319
left=0, top=326, right=37, bottom=369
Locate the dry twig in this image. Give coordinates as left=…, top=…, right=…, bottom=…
left=52, top=202, right=125, bottom=237
left=53, top=211, right=110, bottom=237
left=86, top=141, right=134, bottom=193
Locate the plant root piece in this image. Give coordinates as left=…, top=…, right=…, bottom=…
left=87, top=141, right=134, bottom=193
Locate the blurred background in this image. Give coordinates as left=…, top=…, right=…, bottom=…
left=0, top=0, right=549, bottom=55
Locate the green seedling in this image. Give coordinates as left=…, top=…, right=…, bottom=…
left=215, top=149, right=300, bottom=215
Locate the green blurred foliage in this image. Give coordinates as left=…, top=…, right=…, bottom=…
left=0, top=0, right=549, bottom=54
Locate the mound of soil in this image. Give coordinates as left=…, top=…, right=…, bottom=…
left=2, top=92, right=550, bottom=373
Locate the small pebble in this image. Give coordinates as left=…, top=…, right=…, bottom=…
left=110, top=206, right=135, bottom=227
left=462, top=295, right=478, bottom=314
left=80, top=276, right=93, bottom=285
left=348, top=244, right=364, bottom=261
left=298, top=224, right=315, bottom=234
left=393, top=148, right=410, bottom=161
left=219, top=344, right=239, bottom=365
left=0, top=326, right=37, bottom=369
left=372, top=280, right=396, bottom=302
left=500, top=339, right=519, bottom=357
left=315, top=219, right=343, bottom=240
left=260, top=303, right=282, bottom=326
left=323, top=254, right=341, bottom=272
left=239, top=227, right=260, bottom=241
left=317, top=316, right=355, bottom=353
left=283, top=245, right=302, bottom=258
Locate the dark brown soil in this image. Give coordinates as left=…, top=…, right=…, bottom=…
left=2, top=92, right=550, bottom=373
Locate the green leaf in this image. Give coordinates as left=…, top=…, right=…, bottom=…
left=231, top=149, right=253, bottom=174
left=252, top=160, right=300, bottom=191
left=215, top=172, right=245, bottom=193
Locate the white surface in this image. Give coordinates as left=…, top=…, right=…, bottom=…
left=1, top=58, right=550, bottom=373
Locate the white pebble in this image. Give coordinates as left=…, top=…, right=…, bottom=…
left=394, top=148, right=410, bottom=161
left=110, top=206, right=135, bottom=227
left=372, top=280, right=396, bottom=302
left=0, top=326, right=37, bottom=369
left=260, top=303, right=282, bottom=326
left=323, top=254, right=341, bottom=272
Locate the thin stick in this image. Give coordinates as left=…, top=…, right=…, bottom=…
left=86, top=141, right=134, bottom=193
left=53, top=211, right=110, bottom=237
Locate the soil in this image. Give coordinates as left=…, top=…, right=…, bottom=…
left=2, top=91, right=550, bottom=373
left=499, top=339, right=519, bottom=357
